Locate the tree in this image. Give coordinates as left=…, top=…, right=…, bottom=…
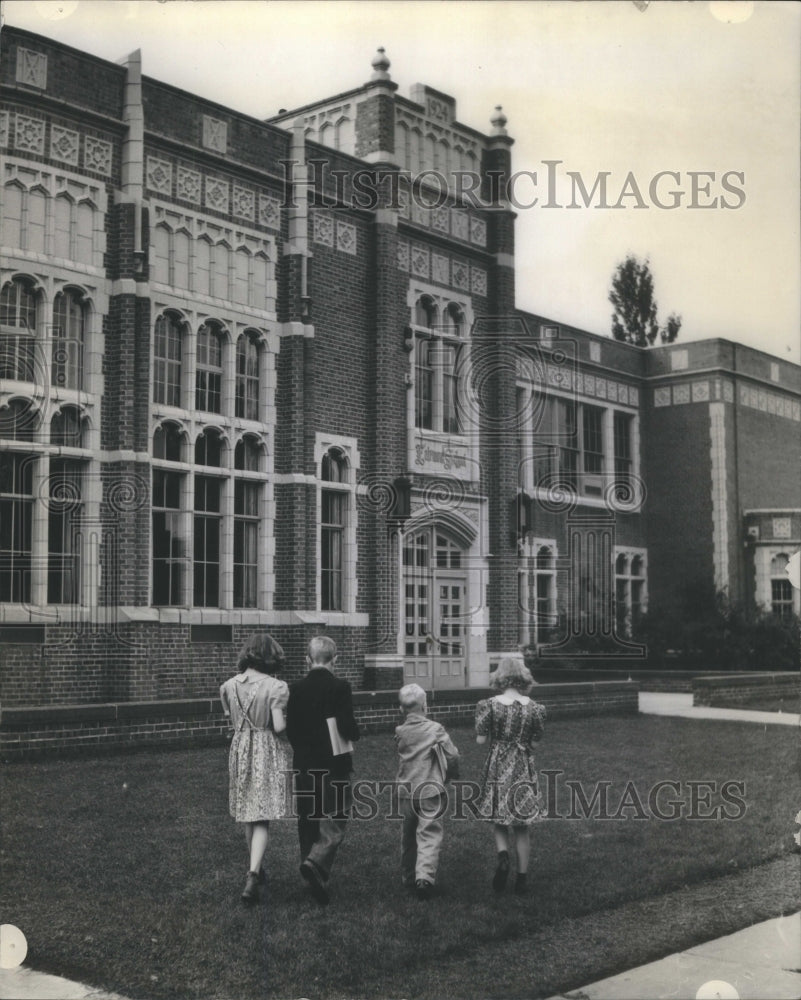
left=609, top=254, right=682, bottom=346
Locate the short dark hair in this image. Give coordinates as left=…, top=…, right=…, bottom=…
left=237, top=633, right=285, bottom=674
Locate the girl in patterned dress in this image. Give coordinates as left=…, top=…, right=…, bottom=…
left=220, top=633, right=292, bottom=904
left=475, top=658, right=546, bottom=895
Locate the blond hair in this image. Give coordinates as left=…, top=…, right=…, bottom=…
left=490, top=657, right=534, bottom=694
left=398, top=683, right=427, bottom=713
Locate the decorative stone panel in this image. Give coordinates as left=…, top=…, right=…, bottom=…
left=452, top=259, right=469, bottom=292
left=232, top=185, right=255, bottom=221
left=258, top=194, right=281, bottom=230
left=691, top=381, right=710, bottom=402
left=654, top=388, right=671, bottom=409
left=411, top=201, right=429, bottom=227
left=84, top=136, right=112, bottom=175
left=431, top=253, right=449, bottom=285
left=595, top=378, right=607, bottom=399
left=205, top=177, right=230, bottom=214
left=146, top=157, right=172, bottom=196
left=202, top=115, right=227, bottom=154
left=773, top=518, right=791, bottom=539
left=589, top=342, right=601, bottom=363
left=410, top=245, right=430, bottom=279
left=431, top=206, right=449, bottom=233
left=673, top=384, right=690, bottom=405
left=177, top=167, right=202, bottom=204
left=336, top=220, right=356, bottom=255
left=16, top=48, right=47, bottom=89
left=470, top=216, right=487, bottom=247
left=671, top=349, right=689, bottom=371
left=397, top=240, right=410, bottom=272
left=470, top=266, right=487, bottom=296
left=312, top=211, right=334, bottom=247
left=628, top=387, right=639, bottom=406
left=14, top=114, right=45, bottom=155
left=451, top=210, right=468, bottom=241
left=50, top=125, right=80, bottom=166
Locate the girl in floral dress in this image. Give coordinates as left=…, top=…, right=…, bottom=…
left=220, top=633, right=292, bottom=904
left=475, top=658, right=546, bottom=895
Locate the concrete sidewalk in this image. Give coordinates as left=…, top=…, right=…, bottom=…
left=3, top=913, right=799, bottom=1000
left=639, top=692, right=800, bottom=726
left=0, top=964, right=128, bottom=1000
left=549, top=911, right=801, bottom=1000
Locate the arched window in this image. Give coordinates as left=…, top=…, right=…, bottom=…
left=196, top=323, right=224, bottom=413
left=443, top=303, right=464, bottom=337
left=195, top=237, right=211, bottom=296
left=174, top=231, right=190, bottom=290
left=194, top=428, right=223, bottom=467
left=615, top=549, right=647, bottom=635
left=76, top=202, right=94, bottom=265
left=212, top=242, right=230, bottom=300
left=1, top=184, right=23, bottom=249
left=153, top=422, right=184, bottom=462
left=27, top=189, right=47, bottom=254
left=771, top=553, right=794, bottom=620
left=321, top=448, right=348, bottom=611
left=250, top=253, right=269, bottom=310
left=54, top=195, right=73, bottom=259
left=415, top=295, right=437, bottom=329
left=0, top=278, right=37, bottom=382
left=233, top=248, right=250, bottom=305
left=0, top=399, right=38, bottom=442
left=153, top=313, right=183, bottom=407
left=50, top=407, right=83, bottom=447
left=235, top=333, right=260, bottom=420
left=52, top=290, right=85, bottom=390
left=234, top=435, right=262, bottom=472
left=152, top=225, right=170, bottom=285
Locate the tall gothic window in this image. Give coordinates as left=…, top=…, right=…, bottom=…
left=0, top=278, right=37, bottom=383
left=52, top=289, right=85, bottom=391
left=153, top=314, right=183, bottom=407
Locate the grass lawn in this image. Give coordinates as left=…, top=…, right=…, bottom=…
left=2, top=714, right=799, bottom=1000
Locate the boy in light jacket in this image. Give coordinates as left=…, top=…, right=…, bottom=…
left=394, top=683, right=460, bottom=899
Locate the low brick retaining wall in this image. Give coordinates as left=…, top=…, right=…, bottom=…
left=0, top=681, right=638, bottom=759
left=531, top=670, right=728, bottom=693
left=692, top=672, right=800, bottom=708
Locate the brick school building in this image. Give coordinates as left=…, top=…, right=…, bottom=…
left=1, top=27, right=798, bottom=718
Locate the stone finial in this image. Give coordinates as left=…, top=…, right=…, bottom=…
left=371, top=47, right=391, bottom=82
left=490, top=105, right=508, bottom=136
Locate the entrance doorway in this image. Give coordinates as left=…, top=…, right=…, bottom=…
left=402, top=528, right=467, bottom=689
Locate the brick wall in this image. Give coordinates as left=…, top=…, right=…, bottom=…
left=692, top=672, right=799, bottom=707
left=0, top=681, right=638, bottom=759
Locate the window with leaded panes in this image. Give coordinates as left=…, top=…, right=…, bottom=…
left=235, top=333, right=260, bottom=420
left=0, top=278, right=37, bottom=383
left=153, top=314, right=183, bottom=407
left=196, top=323, right=223, bottom=413
left=52, top=290, right=84, bottom=391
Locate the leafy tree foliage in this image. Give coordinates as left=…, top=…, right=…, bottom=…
left=609, top=254, right=682, bottom=346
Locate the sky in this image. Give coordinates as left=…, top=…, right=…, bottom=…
left=3, top=0, right=799, bottom=361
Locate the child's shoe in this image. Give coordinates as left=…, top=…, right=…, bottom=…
left=415, top=879, right=433, bottom=900
left=492, top=850, right=510, bottom=892
left=241, top=871, right=260, bottom=904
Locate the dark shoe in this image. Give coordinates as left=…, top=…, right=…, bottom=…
left=300, top=860, right=330, bottom=906
left=493, top=850, right=510, bottom=893
left=258, top=869, right=266, bottom=885
left=415, top=879, right=433, bottom=900
left=514, top=873, right=528, bottom=896
left=241, top=871, right=260, bottom=905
